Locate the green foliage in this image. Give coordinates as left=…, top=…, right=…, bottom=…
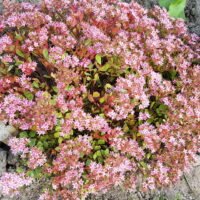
left=158, top=0, right=186, bottom=19
left=162, top=70, right=178, bottom=81
left=147, top=99, right=169, bottom=125
left=23, top=91, right=34, bottom=100
left=159, top=0, right=173, bottom=9
left=19, top=131, right=28, bottom=138
left=95, top=54, right=102, bottom=65
left=169, top=0, right=186, bottom=19
left=42, top=49, right=49, bottom=60
left=27, top=167, right=43, bottom=179
left=89, top=139, right=110, bottom=164
left=16, top=49, right=25, bottom=58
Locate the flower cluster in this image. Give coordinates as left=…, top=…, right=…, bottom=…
left=0, top=173, right=32, bottom=197
left=8, top=137, right=29, bottom=156
left=0, top=0, right=199, bottom=199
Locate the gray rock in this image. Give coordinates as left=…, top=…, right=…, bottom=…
left=0, top=0, right=2, bottom=13
left=186, top=0, right=200, bottom=35
left=7, top=152, right=17, bottom=166
left=0, top=122, right=17, bottom=144
left=87, top=187, right=140, bottom=200
left=134, top=0, right=158, bottom=8
left=0, top=148, right=7, bottom=176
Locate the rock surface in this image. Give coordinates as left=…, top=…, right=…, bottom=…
left=0, top=122, right=17, bottom=143
left=0, top=148, right=7, bottom=176
left=185, top=0, right=200, bottom=35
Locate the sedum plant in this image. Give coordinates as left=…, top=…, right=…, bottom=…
left=0, top=0, right=199, bottom=199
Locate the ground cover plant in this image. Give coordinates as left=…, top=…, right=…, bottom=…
left=0, top=0, right=199, bottom=199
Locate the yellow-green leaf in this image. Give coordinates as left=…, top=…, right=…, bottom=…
left=93, top=92, right=100, bottom=98
left=99, top=63, right=110, bottom=72
left=54, top=132, right=60, bottom=138
left=95, top=54, right=102, bottom=65
left=99, top=97, right=105, bottom=104
left=43, top=49, right=49, bottom=60
left=16, top=49, right=25, bottom=58
left=23, top=91, right=34, bottom=100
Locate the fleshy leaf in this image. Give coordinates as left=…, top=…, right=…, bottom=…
left=169, top=0, right=186, bottom=19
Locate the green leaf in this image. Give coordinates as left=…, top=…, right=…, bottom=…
left=169, top=0, right=186, bottom=19
left=99, top=63, right=110, bottom=72
left=96, top=150, right=102, bottom=157
left=16, top=167, right=24, bottom=173
left=28, top=168, right=42, bottom=178
left=58, top=137, right=63, bottom=144
left=23, top=91, right=34, bottom=100
left=150, top=101, right=155, bottom=109
left=94, top=73, right=99, bottom=81
left=16, top=49, right=25, bottom=58
left=20, top=131, right=28, bottom=138
left=158, top=0, right=173, bottom=9
left=15, top=33, right=23, bottom=41
left=65, top=85, right=73, bottom=91
left=97, top=139, right=106, bottom=145
left=15, top=60, right=24, bottom=66
left=43, top=141, right=49, bottom=149
left=32, top=81, right=39, bottom=88
left=63, top=134, right=70, bottom=139
left=97, top=156, right=103, bottom=163
left=147, top=118, right=154, bottom=124
left=43, top=49, right=49, bottom=60
left=93, top=152, right=98, bottom=160
left=140, top=161, right=147, bottom=168
left=156, top=104, right=168, bottom=116
left=84, top=39, right=92, bottom=46
left=146, top=153, right=152, bottom=159
left=37, top=141, right=43, bottom=148
left=56, top=112, right=63, bottom=118
left=86, top=159, right=91, bottom=166
left=80, top=152, right=84, bottom=158
left=99, top=97, right=105, bottom=104
left=29, top=138, right=37, bottom=147
left=52, top=86, right=58, bottom=93
left=8, top=65, right=14, bottom=72
left=54, top=132, right=60, bottom=138
left=162, top=70, right=177, bottom=80
left=100, top=132, right=105, bottom=136
left=104, top=83, right=112, bottom=90
left=103, top=149, right=109, bottom=156
left=55, top=125, right=62, bottom=132
left=94, top=145, right=101, bottom=151
left=29, top=131, right=36, bottom=138
left=95, top=54, right=102, bottom=65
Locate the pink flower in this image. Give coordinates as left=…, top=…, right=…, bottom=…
left=139, top=112, right=150, bottom=121
left=0, top=173, right=32, bottom=197
left=0, top=35, right=12, bottom=53
left=18, top=62, right=37, bottom=75
left=28, top=147, right=47, bottom=169
left=8, top=137, right=29, bottom=156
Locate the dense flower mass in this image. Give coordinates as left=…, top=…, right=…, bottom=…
left=0, top=173, right=32, bottom=197
left=0, top=0, right=199, bottom=199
